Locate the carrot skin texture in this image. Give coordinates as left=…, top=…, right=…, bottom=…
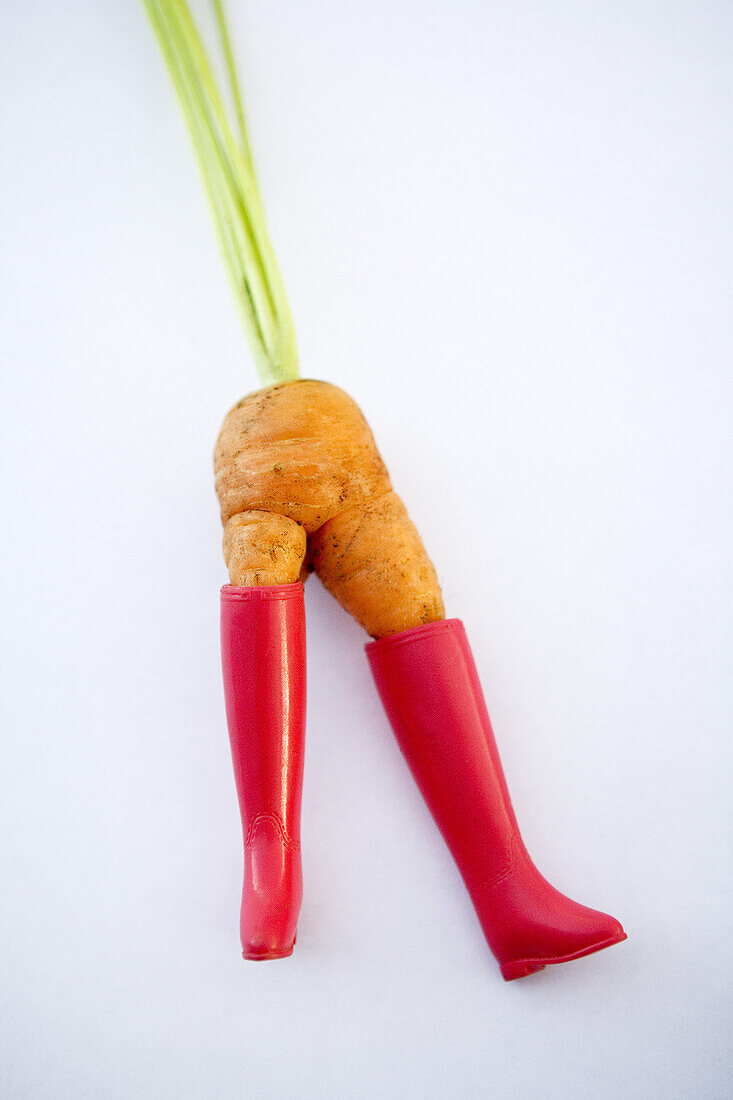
left=310, top=491, right=444, bottom=638
left=214, top=380, right=392, bottom=533
left=223, top=510, right=307, bottom=587
left=214, top=379, right=444, bottom=637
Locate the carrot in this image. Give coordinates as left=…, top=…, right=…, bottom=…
left=215, top=379, right=444, bottom=637
left=144, top=0, right=443, bottom=638
left=146, top=0, right=627, bottom=981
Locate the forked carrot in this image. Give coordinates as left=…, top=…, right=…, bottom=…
left=145, top=0, right=626, bottom=979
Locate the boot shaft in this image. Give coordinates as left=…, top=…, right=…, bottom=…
left=367, top=618, right=626, bottom=979
left=367, top=619, right=521, bottom=887
left=220, top=583, right=306, bottom=959
left=221, top=583, right=306, bottom=842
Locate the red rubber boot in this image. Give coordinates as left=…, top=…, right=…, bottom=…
left=367, top=619, right=626, bottom=980
left=220, top=583, right=306, bottom=960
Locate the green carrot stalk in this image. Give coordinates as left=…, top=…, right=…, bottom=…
left=143, top=0, right=298, bottom=385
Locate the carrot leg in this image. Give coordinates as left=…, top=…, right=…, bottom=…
left=223, top=510, right=307, bottom=587
left=309, top=490, right=444, bottom=639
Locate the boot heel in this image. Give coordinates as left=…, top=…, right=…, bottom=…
left=501, top=960, right=546, bottom=981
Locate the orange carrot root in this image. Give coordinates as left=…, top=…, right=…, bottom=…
left=310, top=491, right=443, bottom=637
left=223, top=510, right=307, bottom=587
left=214, top=379, right=444, bottom=637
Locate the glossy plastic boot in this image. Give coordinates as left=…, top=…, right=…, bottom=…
left=220, top=583, right=306, bottom=960
left=367, top=619, right=626, bottom=980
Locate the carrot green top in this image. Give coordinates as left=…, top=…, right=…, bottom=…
left=144, top=0, right=298, bottom=385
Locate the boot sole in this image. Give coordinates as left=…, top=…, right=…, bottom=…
left=500, top=931, right=628, bottom=981
left=242, top=945, right=295, bottom=961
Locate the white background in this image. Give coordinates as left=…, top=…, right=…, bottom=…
left=1, top=1, right=731, bottom=1096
